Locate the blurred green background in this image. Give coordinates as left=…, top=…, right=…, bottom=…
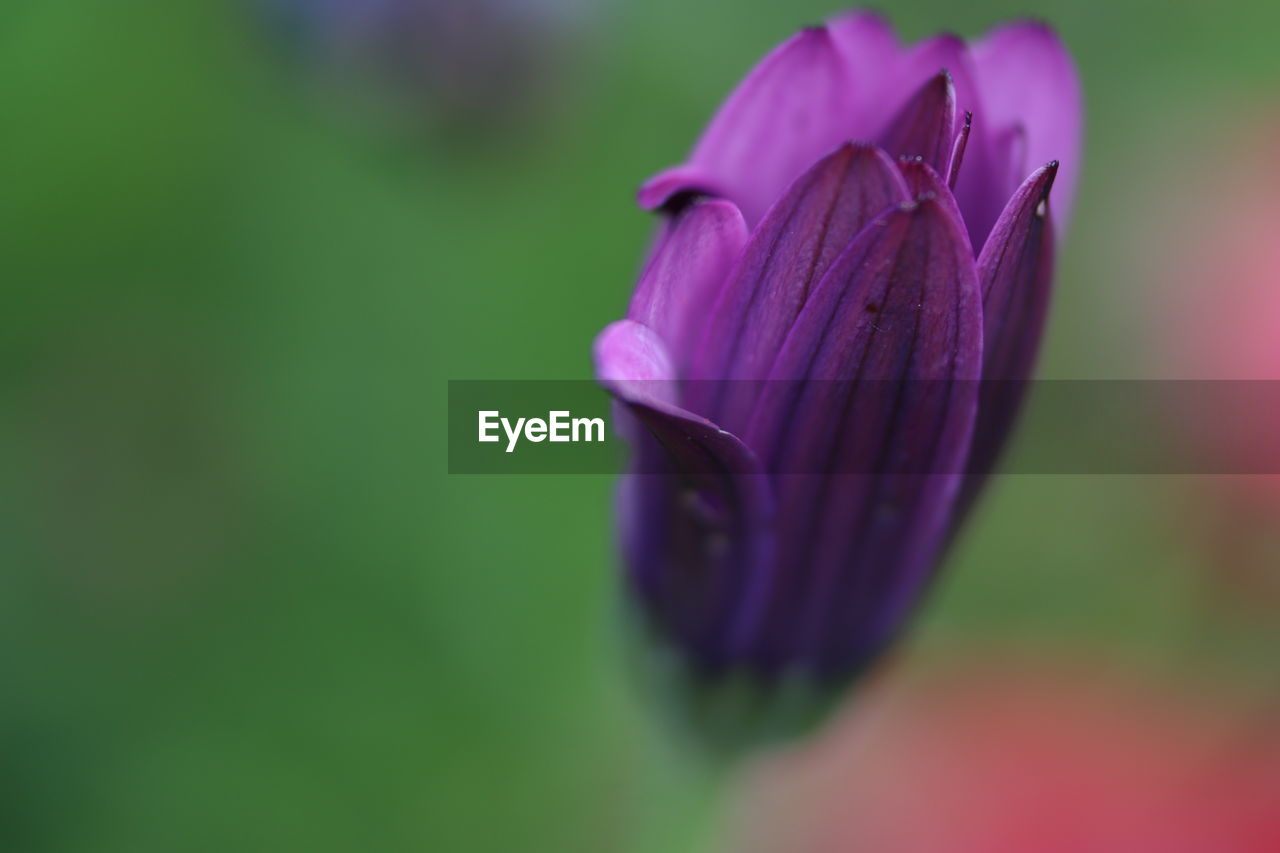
left=3, top=0, right=1280, bottom=850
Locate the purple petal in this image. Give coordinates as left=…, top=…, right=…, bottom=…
left=973, top=21, right=1082, bottom=234
left=739, top=198, right=982, bottom=676
left=688, top=143, right=911, bottom=434
left=627, top=199, right=748, bottom=376
left=593, top=319, right=774, bottom=673
left=962, top=161, right=1057, bottom=495
left=637, top=26, right=853, bottom=226
left=876, top=70, right=957, bottom=174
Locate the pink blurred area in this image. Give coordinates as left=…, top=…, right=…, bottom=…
left=1145, top=115, right=1280, bottom=384
left=1144, top=114, right=1280, bottom=499
left=726, top=661, right=1280, bottom=853
left=1131, top=110, right=1280, bottom=599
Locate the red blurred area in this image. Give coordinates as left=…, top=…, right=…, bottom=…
left=727, top=662, right=1280, bottom=853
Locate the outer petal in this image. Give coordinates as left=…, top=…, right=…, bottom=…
left=688, top=143, right=911, bottom=434
left=593, top=320, right=774, bottom=673
left=825, top=10, right=902, bottom=134
left=594, top=320, right=762, bottom=482
left=972, top=21, right=1083, bottom=234
left=978, top=161, right=1058, bottom=382
left=627, top=199, right=748, bottom=376
left=637, top=27, right=853, bottom=227
left=739, top=198, right=982, bottom=677
left=960, top=161, right=1057, bottom=506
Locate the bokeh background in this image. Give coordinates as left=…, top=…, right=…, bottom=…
left=4, top=0, right=1280, bottom=850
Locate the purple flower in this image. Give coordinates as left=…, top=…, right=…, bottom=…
left=593, top=11, right=1081, bottom=737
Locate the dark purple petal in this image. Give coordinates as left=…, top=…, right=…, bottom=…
left=627, top=199, right=748, bottom=376
left=688, top=143, right=911, bottom=434
left=594, top=320, right=775, bottom=673
left=963, top=161, right=1057, bottom=493
left=738, top=198, right=982, bottom=677
left=876, top=70, right=956, bottom=174
left=973, top=21, right=1082, bottom=233
left=637, top=26, right=853, bottom=227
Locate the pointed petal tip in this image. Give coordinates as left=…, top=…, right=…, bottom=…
left=1030, top=160, right=1060, bottom=194
left=947, top=111, right=973, bottom=189
left=1031, top=163, right=1059, bottom=219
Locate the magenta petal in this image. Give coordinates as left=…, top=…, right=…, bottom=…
left=628, top=199, right=748, bottom=376
left=825, top=10, right=902, bottom=131
left=637, top=26, right=852, bottom=227
left=688, top=143, right=910, bottom=435
left=877, top=71, right=957, bottom=173
left=740, top=199, right=982, bottom=675
left=593, top=320, right=765, bottom=514
left=593, top=320, right=774, bottom=672
left=635, top=166, right=732, bottom=213
left=973, top=21, right=1083, bottom=233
